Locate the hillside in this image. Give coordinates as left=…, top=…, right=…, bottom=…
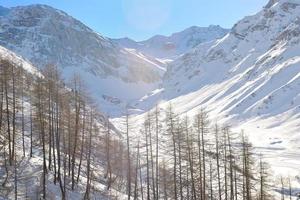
left=0, top=45, right=130, bottom=199
left=131, top=0, right=300, bottom=177
left=0, top=4, right=165, bottom=116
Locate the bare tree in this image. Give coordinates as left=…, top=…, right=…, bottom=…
left=84, top=111, right=94, bottom=200
left=126, top=112, right=132, bottom=200
left=134, top=140, right=140, bottom=200
left=280, top=176, right=285, bottom=200
left=214, top=124, right=222, bottom=200
left=104, top=115, right=113, bottom=190
left=166, top=104, right=178, bottom=200
left=155, top=105, right=160, bottom=199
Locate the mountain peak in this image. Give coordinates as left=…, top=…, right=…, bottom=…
left=0, top=3, right=166, bottom=115
left=13, top=4, right=65, bottom=13
left=265, top=0, right=300, bottom=8
left=115, top=25, right=229, bottom=60
left=155, top=0, right=300, bottom=157
left=11, top=4, right=62, bottom=16
left=265, top=0, right=278, bottom=8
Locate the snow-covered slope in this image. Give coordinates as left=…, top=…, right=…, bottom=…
left=132, top=0, right=300, bottom=176
left=114, top=25, right=229, bottom=61
left=0, top=4, right=165, bottom=116
left=0, top=44, right=126, bottom=199
left=0, top=44, right=40, bottom=76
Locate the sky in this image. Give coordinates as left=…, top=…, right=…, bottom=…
left=1, top=0, right=269, bottom=41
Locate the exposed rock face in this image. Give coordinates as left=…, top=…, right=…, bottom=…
left=0, top=4, right=166, bottom=115
left=0, top=4, right=164, bottom=83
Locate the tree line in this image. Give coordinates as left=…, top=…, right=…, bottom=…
left=125, top=106, right=297, bottom=200
left=0, top=59, right=130, bottom=199
left=0, top=58, right=296, bottom=199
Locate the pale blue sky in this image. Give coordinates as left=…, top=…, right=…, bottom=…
left=1, top=0, right=269, bottom=41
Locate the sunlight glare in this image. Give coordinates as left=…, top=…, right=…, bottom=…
left=122, top=0, right=172, bottom=32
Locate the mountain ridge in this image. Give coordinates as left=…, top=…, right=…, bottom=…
left=0, top=4, right=166, bottom=116
left=114, top=25, right=229, bottom=61
left=134, top=0, right=300, bottom=149
left=123, top=0, right=300, bottom=179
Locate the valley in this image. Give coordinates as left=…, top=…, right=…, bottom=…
left=0, top=0, right=300, bottom=199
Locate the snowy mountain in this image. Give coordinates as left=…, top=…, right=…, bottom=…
left=132, top=0, right=300, bottom=176
left=0, top=4, right=165, bottom=116
left=162, top=0, right=300, bottom=120
left=1, top=1, right=300, bottom=198
left=114, top=25, right=229, bottom=61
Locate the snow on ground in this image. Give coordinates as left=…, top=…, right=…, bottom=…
left=0, top=45, right=127, bottom=199
left=112, top=1, right=300, bottom=198
left=0, top=45, right=41, bottom=76
left=1, top=0, right=300, bottom=198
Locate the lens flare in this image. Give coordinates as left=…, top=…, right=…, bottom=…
left=122, top=0, right=171, bottom=32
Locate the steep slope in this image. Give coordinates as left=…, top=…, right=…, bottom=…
left=0, top=4, right=165, bottom=116
left=0, top=45, right=127, bottom=199
left=132, top=0, right=300, bottom=176
left=114, top=25, right=229, bottom=61
left=0, top=44, right=40, bottom=76
left=162, top=0, right=300, bottom=119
